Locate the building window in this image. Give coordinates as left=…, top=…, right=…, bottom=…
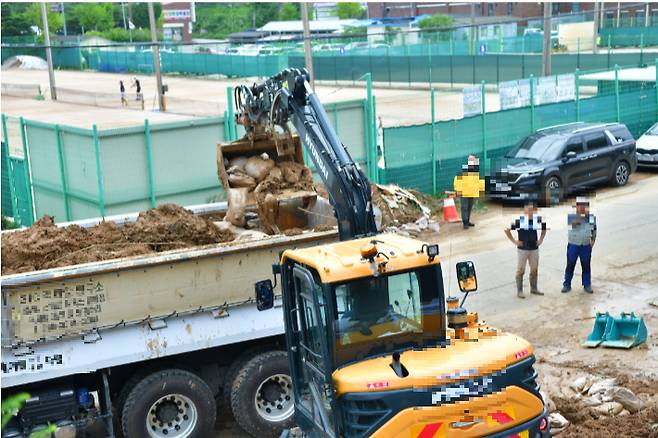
left=488, top=3, right=494, bottom=16
left=508, top=2, right=513, bottom=16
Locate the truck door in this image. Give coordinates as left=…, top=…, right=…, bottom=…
left=290, top=265, right=336, bottom=438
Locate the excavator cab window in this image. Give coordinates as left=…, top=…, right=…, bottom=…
left=332, top=265, right=445, bottom=368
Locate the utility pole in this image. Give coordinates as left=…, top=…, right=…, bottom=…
left=616, top=2, right=621, bottom=27
left=148, top=2, right=165, bottom=111
left=41, top=2, right=57, bottom=100
left=542, top=2, right=552, bottom=76
left=121, top=2, right=127, bottom=30
left=300, top=2, right=314, bottom=89
left=645, top=2, right=650, bottom=27
left=470, top=3, right=476, bottom=55
left=593, top=1, right=600, bottom=54
left=61, top=2, right=67, bottom=36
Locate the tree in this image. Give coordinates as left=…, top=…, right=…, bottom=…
left=131, top=2, right=162, bottom=29
left=71, top=3, right=114, bottom=32
left=0, top=3, right=31, bottom=36
left=336, top=3, right=365, bottom=19
left=278, top=3, right=313, bottom=21
left=22, top=3, right=63, bottom=34
left=418, top=14, right=454, bottom=30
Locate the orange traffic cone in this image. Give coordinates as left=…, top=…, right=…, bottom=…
left=443, top=196, right=461, bottom=223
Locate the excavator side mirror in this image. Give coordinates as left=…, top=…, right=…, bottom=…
left=456, top=261, right=478, bottom=293
left=255, top=279, right=274, bottom=311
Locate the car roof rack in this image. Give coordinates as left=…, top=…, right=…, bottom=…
left=537, top=121, right=586, bottom=132
left=572, top=123, right=618, bottom=133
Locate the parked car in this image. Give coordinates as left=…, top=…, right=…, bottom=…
left=488, top=122, right=636, bottom=203
left=636, top=122, right=658, bottom=167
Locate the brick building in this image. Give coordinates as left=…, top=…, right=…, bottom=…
left=162, top=2, right=196, bottom=42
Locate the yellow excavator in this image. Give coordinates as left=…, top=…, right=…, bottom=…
left=242, top=69, right=549, bottom=437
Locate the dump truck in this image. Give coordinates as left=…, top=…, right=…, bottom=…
left=241, top=69, right=550, bottom=437
left=1, top=203, right=338, bottom=438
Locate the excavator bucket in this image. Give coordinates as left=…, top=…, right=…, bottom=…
left=582, top=312, right=610, bottom=348
left=217, top=130, right=319, bottom=232
left=600, top=312, right=648, bottom=349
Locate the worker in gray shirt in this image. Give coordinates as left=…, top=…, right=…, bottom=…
left=562, top=197, right=597, bottom=294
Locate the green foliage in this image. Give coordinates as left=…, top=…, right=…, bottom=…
left=279, top=3, right=300, bottom=21
left=336, top=3, right=365, bottom=19
left=1, top=3, right=31, bottom=36
left=22, top=3, right=63, bottom=34
left=85, top=28, right=155, bottom=43
left=342, top=26, right=367, bottom=36
left=1, top=216, right=20, bottom=230
left=1, top=393, right=29, bottom=430
left=71, top=3, right=114, bottom=32
left=194, top=3, right=253, bottom=39
left=2, top=393, right=56, bottom=436
left=418, top=14, right=454, bottom=30
left=131, top=3, right=162, bottom=29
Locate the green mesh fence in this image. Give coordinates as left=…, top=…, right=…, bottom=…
left=8, top=97, right=370, bottom=222
left=600, top=26, right=658, bottom=47
left=382, top=67, right=658, bottom=194
left=1, top=142, right=32, bottom=226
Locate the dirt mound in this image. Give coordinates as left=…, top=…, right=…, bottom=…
left=2, top=204, right=234, bottom=275
left=372, top=184, right=430, bottom=228
left=558, top=406, right=658, bottom=438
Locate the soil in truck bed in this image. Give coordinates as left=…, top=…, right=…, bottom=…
left=1, top=204, right=235, bottom=275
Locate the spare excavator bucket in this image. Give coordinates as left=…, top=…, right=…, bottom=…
left=600, top=312, right=648, bottom=349
left=582, top=312, right=610, bottom=348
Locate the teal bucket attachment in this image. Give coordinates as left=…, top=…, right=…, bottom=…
left=600, top=312, right=648, bottom=349
left=582, top=312, right=610, bottom=348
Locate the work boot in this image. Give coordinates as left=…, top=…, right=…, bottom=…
left=463, top=224, right=469, bottom=229
left=468, top=222, right=475, bottom=227
left=561, top=286, right=571, bottom=293
left=517, top=291, right=526, bottom=299
left=584, top=286, right=594, bottom=294
left=530, top=290, right=544, bottom=296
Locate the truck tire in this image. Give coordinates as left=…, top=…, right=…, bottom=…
left=121, top=369, right=216, bottom=438
left=222, top=346, right=268, bottom=408
left=115, top=372, right=148, bottom=436
left=230, top=350, right=294, bottom=438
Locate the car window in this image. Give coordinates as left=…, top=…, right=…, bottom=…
left=505, top=134, right=567, bottom=161
left=584, top=132, right=610, bottom=150
left=563, top=137, right=584, bottom=156
left=609, top=126, right=634, bottom=141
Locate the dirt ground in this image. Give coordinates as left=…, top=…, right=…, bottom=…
left=0, top=69, right=500, bottom=127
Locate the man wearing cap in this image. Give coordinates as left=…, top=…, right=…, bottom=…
left=452, top=155, right=485, bottom=229
left=505, top=201, right=547, bottom=299
left=562, top=197, right=597, bottom=294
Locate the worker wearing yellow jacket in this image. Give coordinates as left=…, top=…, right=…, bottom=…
left=453, top=155, right=485, bottom=229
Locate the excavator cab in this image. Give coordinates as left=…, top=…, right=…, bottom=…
left=257, top=234, right=549, bottom=438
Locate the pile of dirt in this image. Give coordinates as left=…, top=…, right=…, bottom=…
left=559, top=406, right=658, bottom=438
left=2, top=204, right=234, bottom=275
left=371, top=184, right=431, bottom=228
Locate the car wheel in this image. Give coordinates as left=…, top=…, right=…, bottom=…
left=543, top=176, right=563, bottom=206
left=612, top=161, right=630, bottom=186
left=121, top=369, right=216, bottom=438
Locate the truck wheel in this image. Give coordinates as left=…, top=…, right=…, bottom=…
left=222, top=346, right=268, bottom=408
left=121, top=369, right=216, bottom=438
left=230, top=351, right=294, bottom=438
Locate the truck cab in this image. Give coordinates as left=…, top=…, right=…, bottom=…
left=258, top=233, right=549, bottom=437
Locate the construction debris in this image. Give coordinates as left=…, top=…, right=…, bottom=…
left=1, top=204, right=235, bottom=275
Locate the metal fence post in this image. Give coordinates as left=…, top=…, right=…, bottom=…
left=656, top=59, right=658, bottom=119
left=19, top=117, right=34, bottom=225
left=530, top=75, right=536, bottom=132
left=607, top=34, right=611, bottom=68
left=575, top=68, right=581, bottom=122
left=144, top=119, right=157, bottom=209
left=431, top=88, right=437, bottom=194
left=387, top=46, right=392, bottom=87
left=640, top=33, right=644, bottom=65
left=614, top=64, right=620, bottom=122
left=54, top=125, right=71, bottom=221
left=481, top=81, right=488, bottom=172
left=92, top=124, right=105, bottom=218
left=364, top=73, right=373, bottom=181
left=577, top=38, right=581, bottom=69
left=428, top=42, right=433, bottom=90
left=372, top=95, right=379, bottom=184
left=1, top=114, right=19, bottom=224
left=226, top=86, right=235, bottom=141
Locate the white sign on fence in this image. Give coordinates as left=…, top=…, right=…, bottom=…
left=556, top=73, right=576, bottom=102
left=499, top=74, right=575, bottom=110
left=463, top=86, right=483, bottom=117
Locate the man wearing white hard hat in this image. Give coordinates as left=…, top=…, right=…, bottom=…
left=562, top=196, right=597, bottom=294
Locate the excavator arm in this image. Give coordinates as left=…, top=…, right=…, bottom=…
left=234, top=68, right=377, bottom=240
